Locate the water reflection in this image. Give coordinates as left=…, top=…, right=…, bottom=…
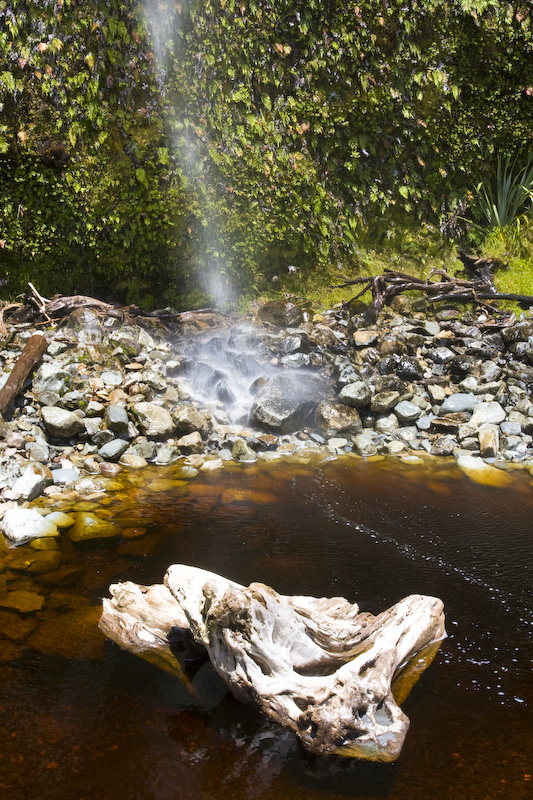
left=0, top=457, right=532, bottom=799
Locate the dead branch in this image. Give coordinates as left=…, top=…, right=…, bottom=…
left=0, top=333, right=48, bottom=417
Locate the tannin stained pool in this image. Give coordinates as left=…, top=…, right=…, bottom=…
left=0, top=456, right=532, bottom=799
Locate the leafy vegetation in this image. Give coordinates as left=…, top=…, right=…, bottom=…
left=0, top=1, right=532, bottom=307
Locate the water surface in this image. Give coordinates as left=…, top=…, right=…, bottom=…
left=1, top=457, right=532, bottom=799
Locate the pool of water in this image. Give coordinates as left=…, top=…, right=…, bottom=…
left=1, top=457, right=532, bottom=799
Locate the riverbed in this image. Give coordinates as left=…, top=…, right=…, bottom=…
left=1, top=457, right=532, bottom=799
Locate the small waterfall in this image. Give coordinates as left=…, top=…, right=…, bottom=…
left=142, top=0, right=235, bottom=310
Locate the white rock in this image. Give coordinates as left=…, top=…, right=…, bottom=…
left=1, top=507, right=59, bottom=544
left=11, top=466, right=46, bottom=501
left=470, top=401, right=506, bottom=428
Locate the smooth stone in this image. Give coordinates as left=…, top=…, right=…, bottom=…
left=176, top=431, right=204, bottom=454
left=119, top=453, right=148, bottom=468
left=375, top=414, right=399, bottom=434
left=394, top=401, right=422, bottom=423
left=98, top=439, right=130, bottom=461
left=353, top=431, right=378, bottom=456
left=98, top=462, right=122, bottom=477
left=416, top=414, right=435, bottom=431
left=1, top=507, right=59, bottom=544
left=440, top=393, right=477, bottom=414
left=154, top=444, right=183, bottom=464
left=132, top=402, right=176, bottom=438
left=41, top=406, right=85, bottom=438
left=470, top=401, right=506, bottom=428
left=327, top=437, right=349, bottom=453
left=338, top=381, right=372, bottom=408
left=44, top=511, right=75, bottom=528
left=200, top=456, right=224, bottom=471
left=68, top=512, right=122, bottom=542
left=106, top=405, right=130, bottom=434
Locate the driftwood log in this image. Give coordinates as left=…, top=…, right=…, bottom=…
left=0, top=333, right=48, bottom=417
left=100, top=565, right=445, bottom=761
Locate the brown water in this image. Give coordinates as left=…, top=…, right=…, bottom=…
left=1, top=457, right=532, bottom=799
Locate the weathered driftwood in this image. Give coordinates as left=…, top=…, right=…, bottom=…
left=100, top=565, right=445, bottom=762
left=330, top=264, right=533, bottom=319
left=0, top=333, right=48, bottom=417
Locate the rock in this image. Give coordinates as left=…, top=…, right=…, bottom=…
left=353, top=330, right=379, bottom=347
left=9, top=548, right=62, bottom=575
left=98, top=438, right=130, bottom=461
left=353, top=430, right=378, bottom=456
left=33, top=363, right=71, bottom=395
left=68, top=512, right=122, bottom=542
left=431, top=346, right=455, bottom=364
left=315, top=401, right=362, bottom=436
left=439, top=393, right=477, bottom=414
left=120, top=453, right=149, bottom=469
left=101, top=370, right=123, bottom=387
left=99, top=462, right=123, bottom=477
left=154, top=443, right=183, bottom=464
left=41, top=406, right=85, bottom=438
left=44, top=511, right=75, bottom=528
left=394, top=401, right=422, bottom=424
left=1, top=507, right=60, bottom=544
left=231, top=438, right=257, bottom=462
left=132, top=402, right=176, bottom=438
left=11, top=465, right=46, bottom=501
left=106, top=404, right=129, bottom=434
left=176, top=431, right=204, bottom=454
left=258, top=300, right=303, bottom=327
left=478, top=424, right=500, bottom=458
left=456, top=455, right=512, bottom=487
left=338, top=381, right=372, bottom=408
left=375, top=414, right=400, bottom=434
left=29, top=606, right=105, bottom=660
left=370, top=391, right=400, bottom=414
left=0, top=589, right=46, bottom=613
left=250, top=373, right=330, bottom=434
left=51, top=467, right=81, bottom=484
left=430, top=435, right=457, bottom=456
left=173, top=405, right=211, bottom=435
left=470, top=401, right=506, bottom=428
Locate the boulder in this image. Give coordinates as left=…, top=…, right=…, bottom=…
left=132, top=402, right=176, bottom=438
left=41, top=406, right=85, bottom=438
left=1, top=507, right=59, bottom=544
left=250, top=372, right=330, bottom=434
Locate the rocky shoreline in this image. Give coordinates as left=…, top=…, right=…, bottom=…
left=1, top=294, right=533, bottom=544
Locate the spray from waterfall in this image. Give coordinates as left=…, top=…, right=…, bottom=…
left=142, top=0, right=235, bottom=311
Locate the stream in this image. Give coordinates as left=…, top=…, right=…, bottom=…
left=1, top=456, right=532, bottom=799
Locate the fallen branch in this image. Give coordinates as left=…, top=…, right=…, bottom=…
left=0, top=333, right=48, bottom=417
left=330, top=265, right=533, bottom=319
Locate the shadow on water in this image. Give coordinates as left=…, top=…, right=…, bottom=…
left=1, top=457, right=532, bottom=799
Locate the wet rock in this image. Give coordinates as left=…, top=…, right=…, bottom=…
left=375, top=414, right=400, bottom=434
left=231, top=438, right=257, bottom=462
left=41, top=406, right=85, bottom=438
left=9, top=548, right=62, bottom=575
left=316, top=401, right=362, bottom=436
left=132, top=402, right=176, bottom=438
left=0, top=589, right=46, bottom=613
left=0, top=610, right=38, bottom=641
left=250, top=373, right=330, bottom=434
left=99, top=462, right=123, bottom=477
left=120, top=453, right=149, bottom=469
left=1, top=507, right=59, bottom=544
left=68, top=512, right=121, bottom=542
left=44, top=511, right=75, bottom=529
left=353, top=330, right=379, bottom=348
left=457, top=455, right=512, bottom=487
left=154, top=443, right=183, bottom=464
left=28, top=606, right=105, bottom=660
left=430, top=435, right=457, bottom=456
left=258, top=300, right=303, bottom=328
left=430, top=346, right=456, bottom=364
left=353, top=430, right=378, bottom=456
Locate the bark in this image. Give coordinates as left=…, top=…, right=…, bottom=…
left=100, top=565, right=445, bottom=762
left=0, top=333, right=48, bottom=417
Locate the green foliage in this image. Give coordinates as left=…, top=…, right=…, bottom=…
left=472, top=154, right=533, bottom=231
left=1, top=1, right=532, bottom=306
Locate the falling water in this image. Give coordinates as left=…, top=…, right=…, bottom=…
left=142, top=0, right=235, bottom=310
